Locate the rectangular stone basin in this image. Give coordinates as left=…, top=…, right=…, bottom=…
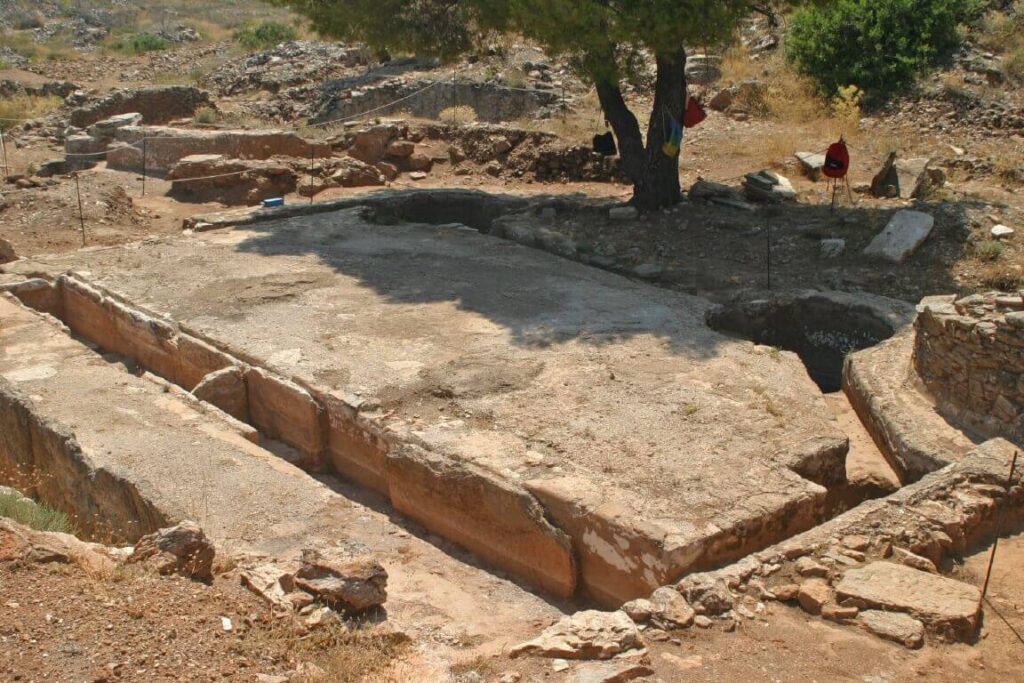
left=4, top=208, right=849, bottom=604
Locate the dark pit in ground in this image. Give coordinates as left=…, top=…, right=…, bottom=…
left=705, top=291, right=902, bottom=392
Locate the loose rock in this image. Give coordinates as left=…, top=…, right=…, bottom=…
left=857, top=610, right=925, bottom=648
left=126, top=521, right=215, bottom=581
left=510, top=610, right=642, bottom=660
left=293, top=549, right=387, bottom=613
left=797, top=579, right=832, bottom=615
left=649, top=586, right=695, bottom=630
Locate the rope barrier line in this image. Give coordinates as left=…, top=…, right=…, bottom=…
left=155, top=168, right=258, bottom=183
left=304, top=78, right=445, bottom=129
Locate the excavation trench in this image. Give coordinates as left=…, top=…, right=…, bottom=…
left=1, top=236, right=884, bottom=607
left=706, top=291, right=914, bottom=505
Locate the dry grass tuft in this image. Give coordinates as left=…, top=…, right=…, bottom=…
left=0, top=95, right=61, bottom=130
left=439, top=105, right=479, bottom=124
left=0, top=491, right=74, bottom=534
left=238, top=618, right=410, bottom=683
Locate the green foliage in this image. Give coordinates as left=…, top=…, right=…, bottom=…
left=787, top=0, right=985, bottom=102
left=233, top=20, right=299, bottom=50
left=10, top=10, right=44, bottom=30
left=194, top=107, right=218, bottom=124
left=114, top=31, right=169, bottom=54
left=0, top=492, right=74, bottom=534
left=977, top=240, right=1005, bottom=261
left=272, top=0, right=751, bottom=75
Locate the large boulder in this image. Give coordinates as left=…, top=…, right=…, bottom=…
left=293, top=548, right=387, bottom=613
left=870, top=153, right=935, bottom=199
left=0, top=237, right=16, bottom=264
left=126, top=520, right=215, bottom=581
left=328, top=157, right=385, bottom=187
left=510, top=610, right=642, bottom=660
left=347, top=124, right=401, bottom=164
left=709, top=80, right=767, bottom=113
left=167, top=154, right=297, bottom=206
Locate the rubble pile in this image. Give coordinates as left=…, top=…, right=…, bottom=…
left=206, top=41, right=369, bottom=97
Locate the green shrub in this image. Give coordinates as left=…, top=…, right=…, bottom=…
left=112, top=31, right=169, bottom=54
left=787, top=0, right=985, bottom=103
left=194, top=106, right=218, bottom=124
left=11, top=11, right=44, bottom=30
left=0, top=492, right=74, bottom=534
left=233, top=21, right=298, bottom=50
left=128, top=32, right=169, bottom=54
left=977, top=240, right=1005, bottom=261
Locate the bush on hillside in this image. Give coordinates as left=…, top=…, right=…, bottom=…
left=115, top=31, right=170, bottom=54
left=787, top=0, right=985, bottom=103
left=233, top=21, right=298, bottom=50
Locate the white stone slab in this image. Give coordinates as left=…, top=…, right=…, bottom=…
left=863, top=210, right=934, bottom=263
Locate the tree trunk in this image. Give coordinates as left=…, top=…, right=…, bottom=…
left=595, top=49, right=688, bottom=212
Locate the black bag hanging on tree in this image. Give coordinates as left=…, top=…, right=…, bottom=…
left=593, top=120, right=617, bottom=156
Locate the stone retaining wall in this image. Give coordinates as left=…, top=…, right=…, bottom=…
left=107, top=126, right=330, bottom=175
left=69, top=86, right=213, bottom=129
left=0, top=298, right=170, bottom=543
left=315, top=79, right=561, bottom=124
left=914, top=292, right=1024, bottom=445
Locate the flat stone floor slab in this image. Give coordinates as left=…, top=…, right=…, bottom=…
left=7, top=208, right=849, bottom=603
left=0, top=296, right=562, bottom=646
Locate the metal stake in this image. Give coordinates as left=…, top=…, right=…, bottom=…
left=765, top=219, right=771, bottom=290
left=141, top=137, right=147, bottom=197
left=978, top=450, right=1019, bottom=619
left=308, top=146, right=315, bottom=205
left=1, top=128, right=9, bottom=180
left=74, top=173, right=86, bottom=247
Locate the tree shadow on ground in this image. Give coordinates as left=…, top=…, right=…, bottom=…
left=228, top=188, right=980, bottom=360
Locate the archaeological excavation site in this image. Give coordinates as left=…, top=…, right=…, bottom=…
left=2, top=1, right=1024, bottom=681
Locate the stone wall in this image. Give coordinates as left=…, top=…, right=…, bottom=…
left=107, top=126, right=329, bottom=175
left=69, top=86, right=213, bottom=128
left=914, top=291, right=1024, bottom=444
left=315, top=79, right=561, bottom=124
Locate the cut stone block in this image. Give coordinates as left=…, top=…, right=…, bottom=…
left=857, top=609, right=925, bottom=648
left=835, top=562, right=980, bottom=639
left=795, top=152, right=826, bottom=181
left=192, top=366, right=248, bottom=423
left=863, top=210, right=934, bottom=263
